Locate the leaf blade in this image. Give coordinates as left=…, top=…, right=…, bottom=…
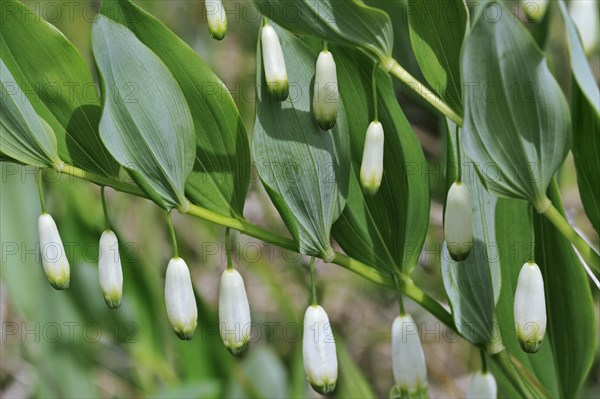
left=92, top=16, right=195, bottom=210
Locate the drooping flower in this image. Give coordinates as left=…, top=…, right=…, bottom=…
left=303, top=305, right=338, bottom=394
left=165, top=257, right=198, bottom=340
left=98, top=230, right=123, bottom=309
left=38, top=213, right=70, bottom=290
left=391, top=314, right=428, bottom=397
left=261, top=23, right=289, bottom=101
left=514, top=262, right=546, bottom=353
left=219, top=269, right=251, bottom=355
left=444, top=181, right=473, bottom=261
left=359, top=121, right=384, bottom=195
left=205, top=0, right=227, bottom=40
left=467, top=371, right=497, bottom=399
left=312, top=50, right=339, bottom=130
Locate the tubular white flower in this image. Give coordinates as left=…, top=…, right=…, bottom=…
left=467, top=371, right=497, bottom=399
left=521, top=0, right=548, bottom=22
left=514, top=262, right=546, bottom=353
left=205, top=0, right=227, bottom=40
left=98, top=230, right=123, bottom=309
left=261, top=24, right=289, bottom=101
left=38, top=213, right=70, bottom=290
left=391, top=314, right=428, bottom=397
left=359, top=121, right=384, bottom=195
left=165, top=257, right=198, bottom=340
left=303, top=305, right=338, bottom=394
left=444, top=181, right=473, bottom=261
left=312, top=50, right=339, bottom=130
left=219, top=269, right=251, bottom=355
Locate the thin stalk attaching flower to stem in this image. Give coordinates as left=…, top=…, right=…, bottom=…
left=166, top=210, right=179, bottom=258
left=372, top=62, right=379, bottom=122
left=528, top=204, right=535, bottom=263
left=37, top=168, right=46, bottom=213
left=455, top=124, right=462, bottom=183
left=309, top=256, right=317, bottom=306
left=225, top=227, right=233, bottom=271
left=101, top=186, right=111, bottom=231
left=382, top=57, right=463, bottom=126
left=393, top=272, right=406, bottom=316
left=479, top=347, right=488, bottom=374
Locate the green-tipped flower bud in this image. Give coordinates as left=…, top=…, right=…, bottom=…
left=444, top=181, right=473, bottom=261
left=165, top=257, right=198, bottom=340
left=261, top=24, right=289, bottom=101
left=303, top=305, right=338, bottom=394
left=219, top=269, right=251, bottom=355
left=312, top=50, right=339, bottom=130
left=98, top=230, right=123, bottom=309
left=38, top=213, right=70, bottom=290
left=514, top=262, right=546, bottom=353
left=359, top=121, right=384, bottom=195
left=521, top=0, right=548, bottom=22
left=206, top=0, right=227, bottom=40
left=467, top=371, right=497, bottom=399
left=391, top=314, right=428, bottom=397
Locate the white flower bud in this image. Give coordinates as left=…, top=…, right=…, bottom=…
left=514, top=262, right=546, bottom=353
left=312, top=50, right=339, bottom=130
left=391, top=314, right=428, bottom=397
left=38, top=213, right=70, bottom=290
left=98, top=230, right=123, bottom=309
left=205, top=0, right=227, bottom=40
left=467, top=371, right=497, bottom=399
left=261, top=24, right=289, bottom=101
left=444, top=181, right=473, bottom=261
left=359, top=121, right=384, bottom=195
left=303, top=305, right=338, bottom=394
left=219, top=269, right=251, bottom=355
left=165, top=257, right=197, bottom=340
left=521, top=0, right=548, bottom=22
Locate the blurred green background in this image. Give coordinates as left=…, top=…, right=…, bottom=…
left=1, top=1, right=598, bottom=398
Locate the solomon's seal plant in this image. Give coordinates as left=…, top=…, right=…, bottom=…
left=1, top=0, right=599, bottom=397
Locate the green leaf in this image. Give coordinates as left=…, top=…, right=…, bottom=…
left=330, top=47, right=429, bottom=273
left=570, top=84, right=600, bottom=234
left=533, top=181, right=596, bottom=398
left=407, top=0, right=468, bottom=113
left=92, top=16, right=195, bottom=211
left=557, top=0, right=600, bottom=113
left=557, top=0, right=600, bottom=234
left=0, top=0, right=119, bottom=177
left=461, top=1, right=570, bottom=211
left=253, top=24, right=350, bottom=259
left=253, top=0, right=393, bottom=60
left=494, top=198, right=559, bottom=398
left=101, top=0, right=250, bottom=217
left=0, top=60, right=62, bottom=168
left=440, top=156, right=499, bottom=344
